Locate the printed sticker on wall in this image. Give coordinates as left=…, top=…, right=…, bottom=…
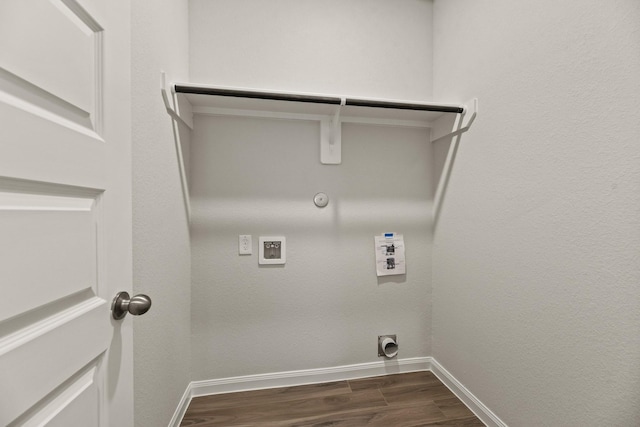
left=374, top=233, right=406, bottom=277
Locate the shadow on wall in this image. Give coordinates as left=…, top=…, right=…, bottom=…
left=432, top=109, right=477, bottom=229
left=433, top=132, right=463, bottom=229
left=190, top=197, right=434, bottom=237
left=377, top=275, right=407, bottom=286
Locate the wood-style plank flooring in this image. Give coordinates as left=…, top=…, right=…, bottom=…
left=180, top=371, right=485, bottom=426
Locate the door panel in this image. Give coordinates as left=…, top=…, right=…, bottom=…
left=0, top=0, right=132, bottom=425
left=0, top=101, right=104, bottom=186
left=1, top=300, right=108, bottom=425
left=20, top=365, right=101, bottom=427
left=0, top=190, right=97, bottom=322
left=0, top=0, right=100, bottom=121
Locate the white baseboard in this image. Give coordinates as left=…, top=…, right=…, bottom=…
left=430, top=358, right=507, bottom=427
left=190, top=357, right=431, bottom=398
left=168, top=356, right=506, bottom=427
left=167, top=384, right=192, bottom=427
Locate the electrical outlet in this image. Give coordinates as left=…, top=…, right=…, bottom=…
left=239, top=235, right=252, bottom=255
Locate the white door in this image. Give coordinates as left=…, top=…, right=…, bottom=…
left=0, top=0, right=134, bottom=425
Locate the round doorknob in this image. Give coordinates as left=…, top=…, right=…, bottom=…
left=111, top=291, right=152, bottom=320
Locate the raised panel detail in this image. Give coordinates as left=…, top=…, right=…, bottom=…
left=0, top=0, right=102, bottom=130
left=0, top=101, right=105, bottom=188
left=0, top=299, right=108, bottom=426
left=10, top=365, right=99, bottom=427
left=0, top=190, right=98, bottom=323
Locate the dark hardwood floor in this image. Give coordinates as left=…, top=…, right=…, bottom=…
left=180, top=371, right=485, bottom=426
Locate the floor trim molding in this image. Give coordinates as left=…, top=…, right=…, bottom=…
left=430, top=358, right=507, bottom=427
left=168, top=383, right=192, bottom=427
left=169, top=357, right=506, bottom=427
left=191, top=357, right=431, bottom=399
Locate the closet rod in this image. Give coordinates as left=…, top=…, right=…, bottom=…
left=174, top=85, right=465, bottom=114
left=345, top=99, right=464, bottom=114
left=174, top=85, right=343, bottom=105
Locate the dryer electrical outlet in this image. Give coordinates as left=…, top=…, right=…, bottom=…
left=258, top=236, right=286, bottom=265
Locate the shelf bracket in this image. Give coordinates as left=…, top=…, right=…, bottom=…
left=432, top=98, right=478, bottom=228
left=430, top=98, right=478, bottom=144
left=160, top=71, right=193, bottom=222
left=320, top=98, right=345, bottom=164
left=161, top=72, right=193, bottom=130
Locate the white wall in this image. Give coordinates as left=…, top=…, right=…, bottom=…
left=189, top=0, right=433, bottom=100
left=190, top=117, right=433, bottom=380
left=187, top=0, right=435, bottom=381
left=432, top=1, right=640, bottom=426
left=131, top=0, right=191, bottom=426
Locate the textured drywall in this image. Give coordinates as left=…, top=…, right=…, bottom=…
left=131, top=0, right=191, bottom=426
left=189, top=0, right=433, bottom=101
left=432, top=1, right=640, bottom=425
left=188, top=0, right=435, bottom=381
left=190, top=116, right=433, bottom=380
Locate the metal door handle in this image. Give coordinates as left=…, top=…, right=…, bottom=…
left=111, top=291, right=152, bottom=320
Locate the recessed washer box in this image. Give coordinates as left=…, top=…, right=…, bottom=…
left=259, top=236, right=286, bottom=265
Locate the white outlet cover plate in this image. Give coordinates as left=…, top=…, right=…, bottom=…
left=259, top=236, right=286, bottom=265
left=239, top=235, right=252, bottom=255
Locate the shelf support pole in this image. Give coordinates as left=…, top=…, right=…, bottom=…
left=160, top=71, right=192, bottom=222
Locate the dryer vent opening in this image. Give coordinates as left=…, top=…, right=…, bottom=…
left=378, top=335, right=398, bottom=358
